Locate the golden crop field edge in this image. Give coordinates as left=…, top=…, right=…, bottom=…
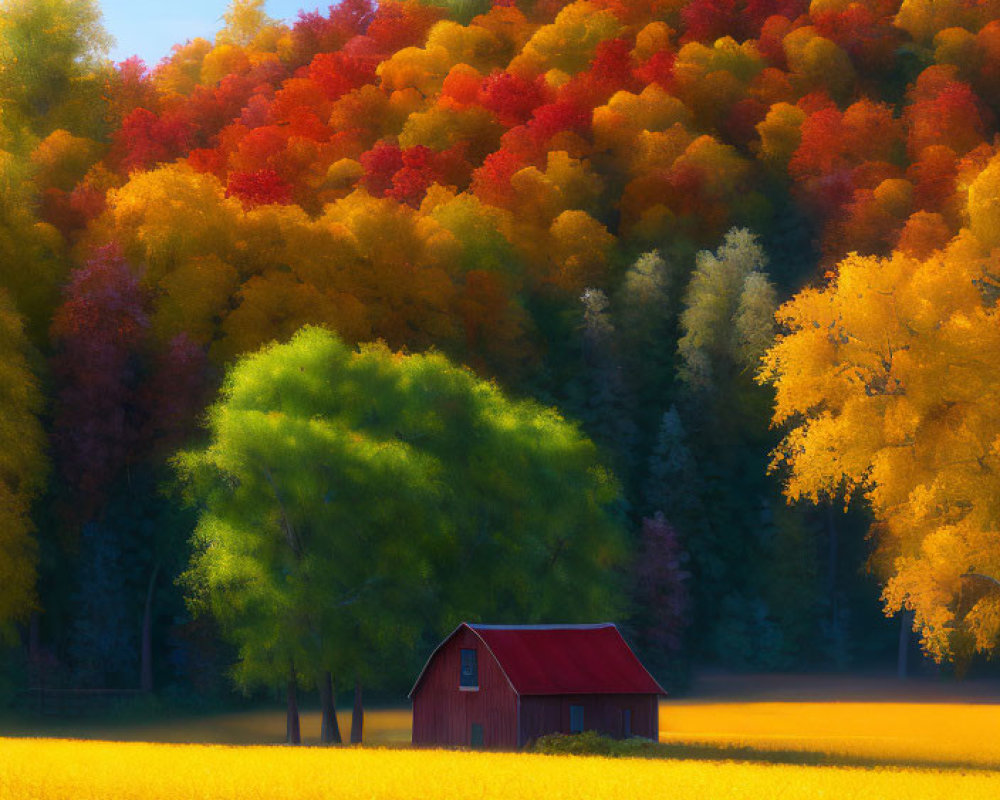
left=2, top=738, right=1000, bottom=800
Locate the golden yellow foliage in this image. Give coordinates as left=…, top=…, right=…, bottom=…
left=756, top=102, right=806, bottom=168
left=782, top=27, right=856, bottom=100
left=508, top=1, right=622, bottom=77
left=761, top=226, right=1000, bottom=658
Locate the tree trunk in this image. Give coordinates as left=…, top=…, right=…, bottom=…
left=825, top=505, right=843, bottom=665
left=350, top=678, right=363, bottom=744
left=319, top=670, right=342, bottom=744
left=897, top=608, right=914, bottom=679
left=140, top=562, right=161, bottom=693
left=286, top=664, right=301, bottom=745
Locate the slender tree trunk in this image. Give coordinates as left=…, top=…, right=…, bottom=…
left=319, top=670, right=342, bottom=744
left=140, top=562, right=161, bottom=693
left=287, top=663, right=301, bottom=745
left=897, top=609, right=914, bottom=679
left=825, top=505, right=843, bottom=665
left=350, top=678, right=363, bottom=744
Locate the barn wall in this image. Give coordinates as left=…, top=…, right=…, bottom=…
left=412, top=628, right=518, bottom=749
left=519, top=694, right=659, bottom=744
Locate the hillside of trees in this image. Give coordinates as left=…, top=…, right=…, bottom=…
left=3, top=0, right=1000, bottom=709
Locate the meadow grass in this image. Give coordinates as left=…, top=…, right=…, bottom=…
left=660, top=700, right=1000, bottom=770
left=7, top=696, right=998, bottom=769
left=4, top=684, right=999, bottom=798
left=1, top=737, right=999, bottom=800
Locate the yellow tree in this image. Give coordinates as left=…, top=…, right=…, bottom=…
left=0, top=290, right=46, bottom=638
left=760, top=165, right=1000, bottom=658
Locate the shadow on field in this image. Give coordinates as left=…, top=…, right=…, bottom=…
left=652, top=741, right=995, bottom=773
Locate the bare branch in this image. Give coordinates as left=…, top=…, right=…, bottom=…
left=960, top=572, right=1000, bottom=590
left=261, top=463, right=303, bottom=559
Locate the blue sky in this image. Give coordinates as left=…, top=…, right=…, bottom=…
left=100, top=1, right=319, bottom=65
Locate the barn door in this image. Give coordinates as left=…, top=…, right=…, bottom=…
left=621, top=708, right=632, bottom=738
left=470, top=722, right=484, bottom=748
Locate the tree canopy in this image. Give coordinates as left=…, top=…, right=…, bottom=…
left=177, top=326, right=627, bottom=693
left=761, top=153, right=1000, bottom=661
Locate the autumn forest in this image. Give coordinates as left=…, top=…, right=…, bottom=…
left=2, top=0, right=1000, bottom=720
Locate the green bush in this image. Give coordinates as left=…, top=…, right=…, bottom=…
left=531, top=731, right=664, bottom=758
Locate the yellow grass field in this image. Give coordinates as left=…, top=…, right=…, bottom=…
left=1, top=737, right=999, bottom=800
left=3, top=679, right=999, bottom=799
left=661, top=700, right=1000, bottom=769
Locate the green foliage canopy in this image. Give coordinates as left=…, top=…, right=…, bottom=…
left=178, top=326, right=627, bottom=689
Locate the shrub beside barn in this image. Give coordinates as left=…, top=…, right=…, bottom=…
left=410, top=623, right=665, bottom=749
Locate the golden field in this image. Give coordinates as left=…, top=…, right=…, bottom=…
left=3, top=678, right=999, bottom=799
left=661, top=700, right=1000, bottom=769
left=1, top=737, right=999, bottom=800
left=7, top=691, right=999, bottom=769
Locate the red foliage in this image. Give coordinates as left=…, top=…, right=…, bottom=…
left=269, top=77, right=335, bottom=131
left=180, top=75, right=258, bottom=144
left=441, top=68, right=484, bottom=109
left=906, top=145, right=958, bottom=214
left=812, top=4, right=900, bottom=73
left=478, top=72, right=550, bottom=128
left=560, top=38, right=640, bottom=109
left=50, top=246, right=150, bottom=515
left=790, top=100, right=901, bottom=182
left=635, top=50, right=676, bottom=90
left=360, top=141, right=405, bottom=196
left=681, top=0, right=754, bottom=44
left=758, top=14, right=796, bottom=67
left=289, top=0, right=375, bottom=66
left=226, top=169, right=294, bottom=208
left=106, top=56, right=160, bottom=126
left=389, top=145, right=441, bottom=206
left=905, top=69, right=991, bottom=159
left=723, top=98, right=768, bottom=147
left=308, top=51, right=378, bottom=101
left=111, top=108, right=195, bottom=174
left=470, top=148, right=525, bottom=207
left=365, top=0, right=445, bottom=55
left=229, top=124, right=290, bottom=174
left=187, top=147, right=228, bottom=177
left=500, top=100, right=591, bottom=163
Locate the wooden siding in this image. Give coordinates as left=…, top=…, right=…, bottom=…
left=412, top=627, right=518, bottom=749
left=518, top=693, right=659, bottom=745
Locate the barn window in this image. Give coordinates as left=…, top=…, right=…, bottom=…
left=570, top=705, right=584, bottom=734
left=622, top=708, right=632, bottom=737
left=460, top=648, right=478, bottom=689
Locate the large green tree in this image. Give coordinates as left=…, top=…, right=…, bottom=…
left=177, top=326, right=627, bottom=743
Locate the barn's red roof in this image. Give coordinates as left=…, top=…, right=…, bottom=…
left=410, top=623, right=666, bottom=697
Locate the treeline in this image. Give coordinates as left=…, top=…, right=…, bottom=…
left=4, top=0, right=1000, bottom=708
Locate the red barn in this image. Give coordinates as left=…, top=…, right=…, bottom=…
left=409, top=623, right=665, bottom=749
